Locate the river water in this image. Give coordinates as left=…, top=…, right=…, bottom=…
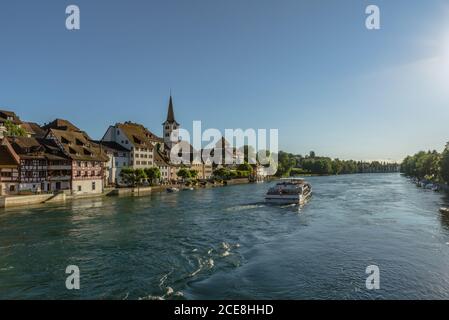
left=1, top=173, right=449, bottom=299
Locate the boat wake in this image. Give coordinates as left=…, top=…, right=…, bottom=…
left=189, top=256, right=215, bottom=277
left=225, top=203, right=267, bottom=212
left=189, top=242, right=240, bottom=274
left=138, top=287, right=184, bottom=300
left=140, top=241, right=241, bottom=300
left=280, top=203, right=298, bottom=209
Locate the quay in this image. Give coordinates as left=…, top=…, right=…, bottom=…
left=0, top=178, right=255, bottom=209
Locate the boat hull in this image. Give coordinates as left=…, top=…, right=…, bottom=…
left=265, top=191, right=312, bottom=205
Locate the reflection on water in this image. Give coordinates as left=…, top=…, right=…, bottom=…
left=1, top=173, right=449, bottom=299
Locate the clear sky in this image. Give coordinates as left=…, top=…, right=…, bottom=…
left=1, top=0, right=448, bottom=161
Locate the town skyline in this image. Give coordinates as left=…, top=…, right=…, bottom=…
left=1, top=0, right=448, bottom=161
left=0, top=100, right=402, bottom=163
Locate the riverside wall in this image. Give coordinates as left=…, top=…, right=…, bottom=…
left=0, top=178, right=254, bottom=209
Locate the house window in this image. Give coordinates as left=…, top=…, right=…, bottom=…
left=9, top=185, right=15, bottom=192
left=117, top=130, right=120, bottom=135
left=78, top=186, right=82, bottom=192
left=92, top=182, right=96, bottom=191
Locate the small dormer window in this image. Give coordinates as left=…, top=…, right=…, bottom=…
left=133, top=136, right=141, bottom=144
left=61, top=137, right=70, bottom=144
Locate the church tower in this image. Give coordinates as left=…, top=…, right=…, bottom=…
left=162, top=95, right=180, bottom=150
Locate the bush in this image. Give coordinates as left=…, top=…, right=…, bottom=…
left=290, top=168, right=310, bottom=176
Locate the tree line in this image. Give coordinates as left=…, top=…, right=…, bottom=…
left=400, top=142, right=449, bottom=185
left=275, top=151, right=400, bottom=177
left=119, top=167, right=161, bottom=186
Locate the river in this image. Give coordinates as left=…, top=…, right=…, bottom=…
left=1, top=173, right=449, bottom=299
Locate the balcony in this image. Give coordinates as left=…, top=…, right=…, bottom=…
left=48, top=175, right=71, bottom=181
left=47, top=165, right=72, bottom=170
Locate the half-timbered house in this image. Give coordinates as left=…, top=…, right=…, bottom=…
left=0, top=138, right=20, bottom=195
left=45, top=129, right=108, bottom=194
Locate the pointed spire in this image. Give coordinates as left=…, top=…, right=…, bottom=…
left=166, top=94, right=176, bottom=123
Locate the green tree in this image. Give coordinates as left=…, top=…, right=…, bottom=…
left=4, top=120, right=27, bottom=137
left=275, top=151, right=296, bottom=177
left=401, top=150, right=441, bottom=181
left=119, top=167, right=147, bottom=187
left=189, top=169, right=198, bottom=179
left=135, top=169, right=147, bottom=187
left=237, top=162, right=253, bottom=173
left=332, top=159, right=343, bottom=175
left=177, top=168, right=191, bottom=181
left=213, top=167, right=230, bottom=179
left=440, top=143, right=449, bottom=185
left=228, top=170, right=238, bottom=179
left=144, top=167, right=161, bottom=185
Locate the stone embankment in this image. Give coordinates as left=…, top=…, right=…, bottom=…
left=0, top=178, right=258, bottom=209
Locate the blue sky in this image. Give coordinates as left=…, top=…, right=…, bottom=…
left=1, top=0, right=448, bottom=161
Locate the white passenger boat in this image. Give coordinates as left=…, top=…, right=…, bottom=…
left=265, top=178, right=312, bottom=205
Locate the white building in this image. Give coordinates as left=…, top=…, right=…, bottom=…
left=95, top=141, right=130, bottom=186
left=102, top=122, right=163, bottom=169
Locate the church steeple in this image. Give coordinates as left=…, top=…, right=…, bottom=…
left=163, top=94, right=180, bottom=149
left=166, top=95, right=176, bottom=123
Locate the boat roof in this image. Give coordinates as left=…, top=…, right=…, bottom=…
left=280, top=177, right=306, bottom=181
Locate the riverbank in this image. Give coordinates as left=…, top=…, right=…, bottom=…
left=0, top=178, right=256, bottom=209
left=403, top=175, right=449, bottom=193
